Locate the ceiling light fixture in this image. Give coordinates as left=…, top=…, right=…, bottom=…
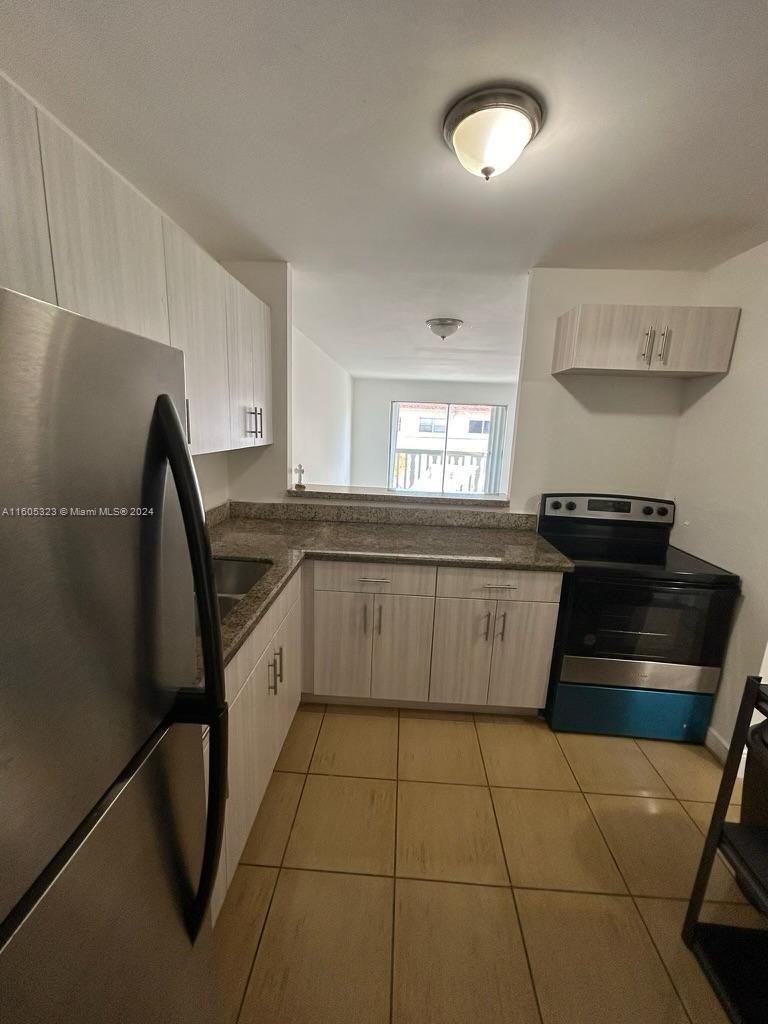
left=442, top=86, right=543, bottom=180
left=426, top=318, right=463, bottom=341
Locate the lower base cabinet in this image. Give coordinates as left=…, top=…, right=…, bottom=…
left=429, top=598, right=496, bottom=705
left=487, top=600, right=561, bottom=708
left=206, top=580, right=302, bottom=922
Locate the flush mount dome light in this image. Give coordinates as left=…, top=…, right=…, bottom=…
left=426, top=317, right=463, bottom=340
left=443, top=86, right=543, bottom=180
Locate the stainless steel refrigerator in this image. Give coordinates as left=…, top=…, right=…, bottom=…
left=0, top=288, right=228, bottom=1023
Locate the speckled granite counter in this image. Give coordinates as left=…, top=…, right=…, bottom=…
left=209, top=516, right=572, bottom=665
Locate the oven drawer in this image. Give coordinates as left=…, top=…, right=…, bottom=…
left=436, top=567, right=562, bottom=602
left=560, top=656, right=720, bottom=694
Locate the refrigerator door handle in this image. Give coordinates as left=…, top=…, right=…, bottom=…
left=154, top=393, right=228, bottom=941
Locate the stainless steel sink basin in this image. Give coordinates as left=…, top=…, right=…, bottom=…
left=212, top=557, right=272, bottom=597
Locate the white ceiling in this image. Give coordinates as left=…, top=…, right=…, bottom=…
left=2, top=1, right=767, bottom=380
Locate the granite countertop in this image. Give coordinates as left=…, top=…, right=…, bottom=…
left=209, top=516, right=573, bottom=666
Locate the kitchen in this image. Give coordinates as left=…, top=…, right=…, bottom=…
left=1, top=2, right=768, bottom=1023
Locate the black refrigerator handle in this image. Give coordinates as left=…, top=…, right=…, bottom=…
left=155, top=393, right=228, bottom=941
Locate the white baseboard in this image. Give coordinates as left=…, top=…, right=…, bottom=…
left=706, top=725, right=747, bottom=776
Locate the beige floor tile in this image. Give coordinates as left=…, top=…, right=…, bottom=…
left=681, top=800, right=741, bottom=835
left=240, top=869, right=392, bottom=1024
left=558, top=732, right=672, bottom=797
left=637, top=740, right=732, bottom=803
left=492, top=788, right=625, bottom=893
left=587, top=794, right=744, bottom=901
left=283, top=774, right=396, bottom=875
left=393, top=878, right=539, bottom=1024
left=310, top=705, right=398, bottom=779
left=516, top=889, right=688, bottom=1024
left=398, top=711, right=486, bottom=785
left=241, top=771, right=304, bottom=866
left=475, top=715, right=579, bottom=790
left=274, top=704, right=325, bottom=772
left=636, top=898, right=764, bottom=1024
left=213, top=865, right=278, bottom=1024
left=397, top=781, right=508, bottom=885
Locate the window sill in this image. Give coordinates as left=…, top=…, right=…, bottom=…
left=285, top=484, right=509, bottom=508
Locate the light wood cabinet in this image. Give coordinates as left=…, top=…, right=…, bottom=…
left=0, top=76, right=56, bottom=303
left=313, top=560, right=436, bottom=597
left=39, top=113, right=169, bottom=343
left=314, top=591, right=373, bottom=698
left=225, top=276, right=272, bottom=449
left=436, top=566, right=561, bottom=603
left=552, top=303, right=739, bottom=378
left=163, top=219, right=230, bottom=454
left=371, top=595, right=434, bottom=701
left=429, top=598, right=496, bottom=705
left=487, top=601, right=560, bottom=708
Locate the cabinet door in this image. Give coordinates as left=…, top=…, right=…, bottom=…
left=273, top=599, right=303, bottom=741
left=314, top=591, right=373, bottom=698
left=224, top=668, right=258, bottom=878
left=429, top=598, right=495, bottom=705
left=571, top=304, right=657, bottom=372
left=253, top=298, right=273, bottom=446
left=0, top=77, right=56, bottom=302
left=651, top=306, right=739, bottom=375
left=202, top=733, right=228, bottom=922
left=225, top=276, right=257, bottom=449
left=39, top=113, right=168, bottom=343
left=163, top=219, right=230, bottom=454
left=371, top=595, right=434, bottom=701
left=487, top=601, right=560, bottom=709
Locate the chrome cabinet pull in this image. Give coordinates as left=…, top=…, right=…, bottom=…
left=267, top=660, right=277, bottom=695
left=357, top=578, right=391, bottom=584
left=245, top=408, right=258, bottom=435
left=256, top=407, right=263, bottom=438
left=497, top=611, right=508, bottom=642
left=641, top=326, right=655, bottom=365
left=657, top=326, right=670, bottom=363
left=482, top=583, right=518, bottom=589
left=276, top=645, right=284, bottom=682
left=377, top=603, right=383, bottom=635
left=482, top=611, right=492, bottom=641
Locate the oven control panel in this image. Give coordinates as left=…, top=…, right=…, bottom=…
left=540, top=493, right=675, bottom=524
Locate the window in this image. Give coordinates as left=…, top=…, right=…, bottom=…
left=388, top=402, right=507, bottom=495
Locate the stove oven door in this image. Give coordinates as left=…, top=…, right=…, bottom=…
left=560, top=576, right=737, bottom=693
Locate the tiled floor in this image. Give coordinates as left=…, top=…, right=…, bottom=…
left=214, top=705, right=760, bottom=1024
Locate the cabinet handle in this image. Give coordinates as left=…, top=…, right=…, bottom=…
left=657, top=326, right=670, bottom=363
left=276, top=645, right=284, bottom=682
left=357, top=578, right=391, bottom=584
left=641, top=326, right=655, bottom=364
left=256, top=407, right=263, bottom=438
left=483, top=584, right=517, bottom=589
left=185, top=398, right=192, bottom=444
left=245, top=408, right=258, bottom=435
left=482, top=611, right=492, bottom=641
left=267, top=660, right=278, bottom=695
left=497, top=610, right=507, bottom=642
left=377, top=603, right=383, bottom=635
left=363, top=601, right=368, bottom=634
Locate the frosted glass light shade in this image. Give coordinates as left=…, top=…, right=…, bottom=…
left=452, top=107, right=533, bottom=178
left=442, top=87, right=543, bottom=180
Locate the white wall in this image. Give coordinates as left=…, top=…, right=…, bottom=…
left=225, top=262, right=292, bottom=501
left=292, top=327, right=351, bottom=485
left=193, top=453, right=229, bottom=510
left=350, top=378, right=518, bottom=491
left=508, top=268, right=703, bottom=511
left=666, top=241, right=768, bottom=753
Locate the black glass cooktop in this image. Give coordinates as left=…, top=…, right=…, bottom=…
left=552, top=539, right=739, bottom=587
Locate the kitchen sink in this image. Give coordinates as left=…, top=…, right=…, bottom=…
left=212, top=557, right=272, bottom=597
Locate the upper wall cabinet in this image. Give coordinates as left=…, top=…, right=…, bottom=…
left=162, top=219, right=230, bottom=455
left=552, top=304, right=740, bottom=378
left=226, top=276, right=273, bottom=449
left=0, top=77, right=56, bottom=303
left=38, top=114, right=168, bottom=343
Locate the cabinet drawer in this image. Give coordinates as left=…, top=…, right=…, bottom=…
left=313, top=560, right=436, bottom=597
left=436, top=566, right=562, bottom=603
